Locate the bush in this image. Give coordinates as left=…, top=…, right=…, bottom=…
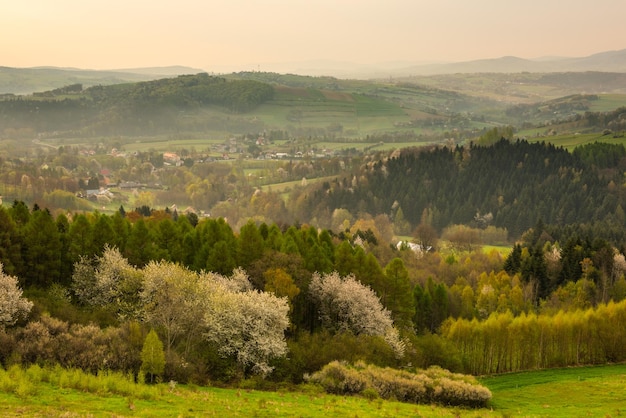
left=0, top=331, right=16, bottom=367
left=275, top=330, right=399, bottom=383
left=308, top=361, right=368, bottom=395
left=306, top=361, right=491, bottom=408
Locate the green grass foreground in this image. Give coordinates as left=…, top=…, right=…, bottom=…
left=1, top=363, right=625, bottom=417
left=480, top=363, right=626, bottom=417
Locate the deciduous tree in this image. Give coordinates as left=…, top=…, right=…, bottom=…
left=309, top=271, right=404, bottom=357
left=202, top=275, right=290, bottom=376
left=141, top=261, right=206, bottom=355
left=140, top=329, right=165, bottom=383
left=0, top=262, right=33, bottom=330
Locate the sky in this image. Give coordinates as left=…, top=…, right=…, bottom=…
left=2, top=0, right=626, bottom=74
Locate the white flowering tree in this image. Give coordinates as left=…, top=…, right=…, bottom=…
left=0, top=262, right=33, bottom=330
left=141, top=261, right=208, bottom=356
left=71, top=246, right=142, bottom=320
left=202, top=271, right=289, bottom=376
left=309, top=271, right=405, bottom=357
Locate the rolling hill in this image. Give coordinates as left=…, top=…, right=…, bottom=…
left=0, top=68, right=625, bottom=144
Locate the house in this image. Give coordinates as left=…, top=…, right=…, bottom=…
left=396, top=241, right=432, bottom=256
left=163, top=152, right=183, bottom=166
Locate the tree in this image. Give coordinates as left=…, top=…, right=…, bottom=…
left=237, top=220, right=265, bottom=270
left=382, top=258, right=416, bottom=331
left=264, top=268, right=300, bottom=313
left=0, top=207, right=22, bottom=276
left=413, top=284, right=432, bottom=333
left=202, top=275, right=290, bottom=376
left=71, top=255, right=98, bottom=306
left=308, top=271, right=405, bottom=357
left=140, top=329, right=165, bottom=383
left=21, top=208, right=62, bottom=287
left=413, top=223, right=438, bottom=252
left=304, top=242, right=333, bottom=273
left=334, top=241, right=357, bottom=276
left=111, top=212, right=130, bottom=253
left=429, top=279, right=450, bottom=330
left=393, top=206, right=411, bottom=236
left=91, top=213, right=116, bottom=256
left=67, top=213, right=95, bottom=263
left=442, top=224, right=481, bottom=252
left=55, top=213, right=73, bottom=285
left=141, top=261, right=207, bottom=356
left=207, top=241, right=237, bottom=274
left=0, top=262, right=33, bottom=330
left=125, top=218, right=155, bottom=267
left=503, top=244, right=522, bottom=274
left=153, top=219, right=184, bottom=263
left=72, top=246, right=142, bottom=320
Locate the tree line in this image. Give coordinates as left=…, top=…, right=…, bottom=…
left=292, top=139, right=626, bottom=239
left=442, top=300, right=626, bottom=375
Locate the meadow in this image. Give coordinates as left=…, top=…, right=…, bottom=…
left=1, top=363, right=624, bottom=417
left=525, top=131, right=626, bottom=151
left=479, top=364, right=626, bottom=417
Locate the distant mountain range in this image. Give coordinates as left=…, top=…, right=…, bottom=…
left=397, top=49, right=626, bottom=76
left=269, top=49, right=626, bottom=78
left=1, top=49, right=626, bottom=94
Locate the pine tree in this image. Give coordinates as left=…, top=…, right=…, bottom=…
left=503, top=244, right=522, bottom=274
left=383, top=258, right=416, bottom=331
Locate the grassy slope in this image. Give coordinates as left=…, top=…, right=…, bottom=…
left=0, top=381, right=493, bottom=418
left=480, top=364, right=626, bottom=417
left=525, top=132, right=626, bottom=151
left=2, top=364, right=625, bottom=417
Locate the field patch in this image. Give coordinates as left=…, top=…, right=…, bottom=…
left=321, top=90, right=354, bottom=101
left=481, top=364, right=626, bottom=417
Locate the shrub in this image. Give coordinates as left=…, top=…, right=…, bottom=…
left=15, top=376, right=37, bottom=398
left=306, top=361, right=491, bottom=408
left=0, top=331, right=16, bottom=367
left=358, top=364, right=428, bottom=403
left=432, top=376, right=492, bottom=407
left=361, top=387, right=379, bottom=400
left=308, top=361, right=368, bottom=394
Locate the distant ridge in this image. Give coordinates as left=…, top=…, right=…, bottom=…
left=0, top=66, right=206, bottom=95
left=109, top=66, right=205, bottom=76
left=263, top=49, right=626, bottom=78
left=395, top=49, right=626, bottom=76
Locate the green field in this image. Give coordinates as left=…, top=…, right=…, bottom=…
left=482, top=244, right=512, bottom=256
left=588, top=94, right=626, bottom=112
left=480, top=364, right=626, bottom=417
left=525, top=132, right=626, bottom=151
left=1, top=363, right=625, bottom=417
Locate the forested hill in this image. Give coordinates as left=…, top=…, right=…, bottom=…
left=296, top=139, right=626, bottom=239
left=0, top=73, right=274, bottom=135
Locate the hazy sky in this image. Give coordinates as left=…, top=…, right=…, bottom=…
left=2, top=0, right=625, bottom=73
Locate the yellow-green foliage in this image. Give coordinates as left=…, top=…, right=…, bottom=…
left=306, top=360, right=491, bottom=408
left=0, top=364, right=159, bottom=400
left=443, top=299, right=626, bottom=375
